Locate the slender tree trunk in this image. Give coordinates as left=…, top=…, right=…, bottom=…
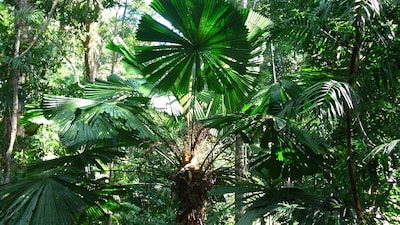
left=83, top=24, right=93, bottom=82
left=4, top=0, right=24, bottom=184
left=345, top=108, right=363, bottom=221
left=83, top=0, right=94, bottom=82
left=111, top=0, right=128, bottom=74
left=271, top=42, right=277, bottom=83
left=107, top=161, right=114, bottom=225
left=234, top=0, right=249, bottom=221
left=345, top=3, right=364, bottom=222
left=3, top=0, right=58, bottom=184
left=235, top=138, right=247, bottom=222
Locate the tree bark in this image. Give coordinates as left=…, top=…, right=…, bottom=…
left=3, top=0, right=59, bottom=184
left=345, top=2, right=364, bottom=222
left=83, top=21, right=94, bottom=82
left=4, top=0, right=24, bottom=184
left=83, top=0, right=100, bottom=82
left=174, top=168, right=209, bottom=225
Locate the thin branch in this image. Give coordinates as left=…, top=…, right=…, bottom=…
left=356, top=113, right=376, bottom=148
left=141, top=114, right=182, bottom=164
left=321, top=28, right=337, bottom=42
left=19, top=0, right=59, bottom=57
left=154, top=146, right=180, bottom=168
left=202, top=135, right=238, bottom=172
left=52, top=39, right=85, bottom=88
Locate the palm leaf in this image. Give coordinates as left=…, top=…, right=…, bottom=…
left=0, top=145, right=127, bottom=225
left=40, top=75, right=152, bottom=147
left=245, top=10, right=271, bottom=66
left=26, top=147, right=126, bottom=173
left=364, top=139, right=400, bottom=160
left=210, top=175, right=342, bottom=225
left=245, top=10, right=271, bottom=44
left=205, top=111, right=330, bottom=180
left=106, top=38, right=143, bottom=74
left=269, top=14, right=316, bottom=50
left=294, top=80, right=358, bottom=119
left=135, top=0, right=254, bottom=112
left=0, top=171, right=100, bottom=225
left=245, top=79, right=303, bottom=116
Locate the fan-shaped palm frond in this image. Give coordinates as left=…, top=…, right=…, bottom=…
left=106, top=37, right=143, bottom=75
left=40, top=74, right=152, bottom=147
left=0, top=170, right=103, bottom=225
left=135, top=0, right=255, bottom=113
left=209, top=169, right=342, bottom=225
left=245, top=10, right=271, bottom=45
left=244, top=10, right=271, bottom=67
left=0, top=145, right=126, bottom=225
left=106, top=5, right=269, bottom=118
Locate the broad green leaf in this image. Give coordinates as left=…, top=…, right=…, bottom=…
left=135, top=0, right=254, bottom=112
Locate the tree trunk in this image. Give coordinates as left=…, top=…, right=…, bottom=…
left=271, top=42, right=277, bottom=83
left=173, top=168, right=211, bottom=225
left=345, top=2, right=364, bottom=222
left=4, top=0, right=24, bottom=184
left=83, top=22, right=94, bottom=82
left=83, top=0, right=100, bottom=82
left=3, top=0, right=58, bottom=184
left=111, top=0, right=128, bottom=75
left=234, top=138, right=247, bottom=222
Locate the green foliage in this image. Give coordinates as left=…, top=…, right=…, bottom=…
left=135, top=0, right=254, bottom=112
left=0, top=171, right=94, bottom=225
left=210, top=168, right=343, bottom=225
left=0, top=145, right=125, bottom=225
left=1, top=0, right=399, bottom=224
left=41, top=74, right=152, bottom=148
left=108, top=147, right=178, bottom=224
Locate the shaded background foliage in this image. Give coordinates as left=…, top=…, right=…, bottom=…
left=0, top=0, right=399, bottom=224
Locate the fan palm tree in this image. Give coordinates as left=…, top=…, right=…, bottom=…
left=131, top=1, right=269, bottom=223
left=1, top=0, right=270, bottom=224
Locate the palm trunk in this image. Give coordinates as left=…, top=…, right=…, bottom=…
left=174, top=168, right=210, bottom=225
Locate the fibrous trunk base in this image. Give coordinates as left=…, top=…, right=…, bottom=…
left=173, top=168, right=214, bottom=225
